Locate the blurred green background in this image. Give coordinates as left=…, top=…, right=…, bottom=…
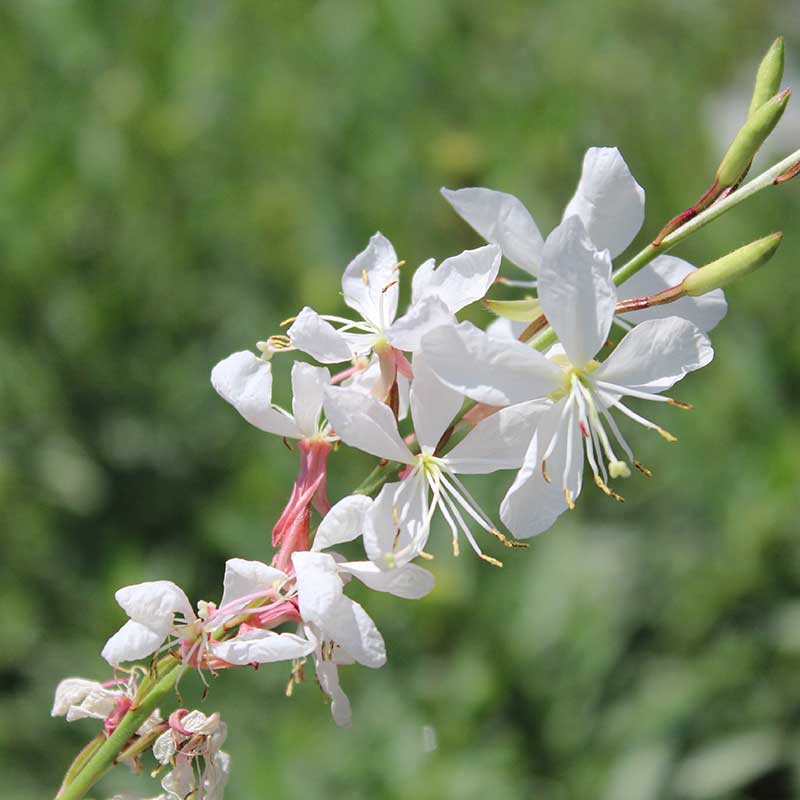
left=2, top=2, right=800, bottom=798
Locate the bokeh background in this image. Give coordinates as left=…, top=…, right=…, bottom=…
left=2, top=2, right=800, bottom=798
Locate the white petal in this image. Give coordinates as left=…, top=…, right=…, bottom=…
left=325, top=595, right=387, bottom=668
left=52, top=678, right=103, bottom=717
left=500, top=402, right=583, bottom=538
left=341, top=232, right=399, bottom=328
left=180, top=710, right=222, bottom=735
left=315, top=658, right=352, bottom=727
left=312, top=494, right=372, bottom=552
left=386, top=296, right=453, bottom=353
left=441, top=187, right=544, bottom=275
left=65, top=688, right=119, bottom=722
left=219, top=559, right=286, bottom=610
left=339, top=560, right=435, bottom=599
left=101, top=619, right=169, bottom=665
left=287, top=306, right=357, bottom=364
left=115, top=581, right=194, bottom=627
left=291, top=361, right=330, bottom=438
left=212, top=630, right=314, bottom=666
left=421, top=321, right=562, bottom=406
left=562, top=146, right=645, bottom=258
left=292, top=551, right=344, bottom=625
left=363, top=478, right=428, bottom=569
left=411, top=245, right=502, bottom=312
left=486, top=317, right=526, bottom=341
left=323, top=386, right=413, bottom=463
left=409, top=353, right=464, bottom=451
left=153, top=729, right=176, bottom=764
left=211, top=351, right=300, bottom=438
left=538, top=216, right=616, bottom=367
left=594, top=316, right=713, bottom=394
left=617, top=255, right=727, bottom=332
left=445, top=399, right=550, bottom=474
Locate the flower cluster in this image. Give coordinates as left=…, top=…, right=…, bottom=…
left=51, top=38, right=797, bottom=800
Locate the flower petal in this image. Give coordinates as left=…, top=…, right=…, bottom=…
left=421, top=321, right=562, bottom=406
left=562, top=146, right=645, bottom=258
left=52, top=678, right=105, bottom=717
left=101, top=619, right=169, bottom=665
left=445, top=399, right=550, bottom=474
left=409, top=353, right=464, bottom=451
left=363, top=478, right=428, bottom=570
left=411, top=245, right=502, bottom=312
left=291, top=361, right=331, bottom=438
left=287, top=306, right=359, bottom=364
left=211, top=351, right=301, bottom=438
left=538, top=216, right=616, bottom=367
left=617, top=255, right=727, bottom=332
left=213, top=630, right=314, bottom=666
left=325, top=595, right=387, bottom=668
left=292, top=551, right=344, bottom=625
left=341, top=232, right=399, bottom=328
left=219, top=559, right=286, bottom=610
left=593, top=316, right=713, bottom=394
left=386, top=296, right=453, bottom=353
left=115, top=580, right=195, bottom=627
left=315, top=658, right=352, bottom=727
left=339, top=561, right=435, bottom=600
left=441, top=187, right=543, bottom=275
left=312, top=494, right=372, bottom=552
left=500, top=402, right=583, bottom=538
left=323, top=386, right=413, bottom=463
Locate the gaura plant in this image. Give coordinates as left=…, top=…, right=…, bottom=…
left=52, top=38, right=799, bottom=800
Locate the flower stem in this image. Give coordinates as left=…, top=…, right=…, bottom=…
left=55, top=657, right=181, bottom=800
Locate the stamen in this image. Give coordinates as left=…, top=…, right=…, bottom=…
left=541, top=460, right=551, bottom=482
left=382, top=279, right=399, bottom=293
left=610, top=397, right=678, bottom=443
left=392, top=260, right=406, bottom=272
left=634, top=461, right=653, bottom=477
left=564, top=487, right=575, bottom=510
left=668, top=399, right=694, bottom=410
left=361, top=268, right=369, bottom=286
left=479, top=554, right=503, bottom=568
left=280, top=315, right=297, bottom=327
left=593, top=474, right=625, bottom=502
left=489, top=528, right=528, bottom=549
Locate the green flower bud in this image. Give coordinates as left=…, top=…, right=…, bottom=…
left=717, top=89, right=791, bottom=188
left=683, top=232, right=783, bottom=296
left=749, top=37, right=785, bottom=117
left=483, top=297, right=542, bottom=321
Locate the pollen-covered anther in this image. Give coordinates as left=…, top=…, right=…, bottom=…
left=657, top=427, right=678, bottom=443
left=489, top=528, right=528, bottom=549
left=418, top=550, right=435, bottom=561
left=279, top=315, right=297, bottom=327
left=541, top=460, right=551, bottom=483
left=479, top=553, right=503, bottom=568
left=667, top=399, right=694, bottom=410
left=392, top=259, right=406, bottom=272
left=609, top=460, right=631, bottom=479
left=361, top=268, right=369, bottom=286
left=451, top=537, right=460, bottom=557
left=381, top=279, right=399, bottom=294
left=634, top=461, right=653, bottom=477
left=594, top=475, right=625, bottom=503
left=564, top=487, right=575, bottom=510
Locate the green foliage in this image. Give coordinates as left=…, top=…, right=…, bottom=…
left=2, top=2, right=799, bottom=798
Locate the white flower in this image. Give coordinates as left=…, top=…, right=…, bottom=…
left=102, top=560, right=312, bottom=668
left=443, top=146, right=726, bottom=332
left=211, top=355, right=332, bottom=441
left=287, top=232, right=500, bottom=363
left=422, top=215, right=713, bottom=538
left=322, top=355, right=544, bottom=563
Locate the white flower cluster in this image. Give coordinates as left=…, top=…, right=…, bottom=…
left=54, top=146, right=739, bottom=800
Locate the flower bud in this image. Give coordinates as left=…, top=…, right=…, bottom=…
left=483, top=297, right=542, bottom=321
left=717, top=89, right=791, bottom=188
left=682, top=232, right=783, bottom=296
left=748, top=37, right=785, bottom=117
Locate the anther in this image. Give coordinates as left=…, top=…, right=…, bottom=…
left=282, top=437, right=293, bottom=451
left=392, top=260, right=406, bottom=272
left=452, top=538, right=460, bottom=557
left=279, top=315, right=297, bottom=327
left=382, top=279, right=399, bottom=294
left=489, top=528, right=528, bottom=549
left=594, top=475, right=625, bottom=502
left=479, top=553, right=504, bottom=568
left=418, top=550, right=435, bottom=561
left=541, top=460, right=551, bottom=483
left=564, top=487, right=575, bottom=510
left=657, top=427, right=678, bottom=443
left=634, top=461, right=653, bottom=477
left=361, top=269, right=369, bottom=286
left=667, top=399, right=694, bottom=410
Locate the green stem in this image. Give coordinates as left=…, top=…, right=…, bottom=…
left=529, top=145, right=800, bottom=353
left=55, top=733, right=105, bottom=798
left=56, top=657, right=181, bottom=800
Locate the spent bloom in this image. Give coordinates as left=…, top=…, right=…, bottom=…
left=422, top=215, right=713, bottom=538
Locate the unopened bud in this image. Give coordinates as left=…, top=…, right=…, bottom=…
left=483, top=297, right=542, bottom=321
left=748, top=37, right=785, bottom=117
left=682, top=232, right=783, bottom=296
left=717, top=89, right=791, bottom=188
